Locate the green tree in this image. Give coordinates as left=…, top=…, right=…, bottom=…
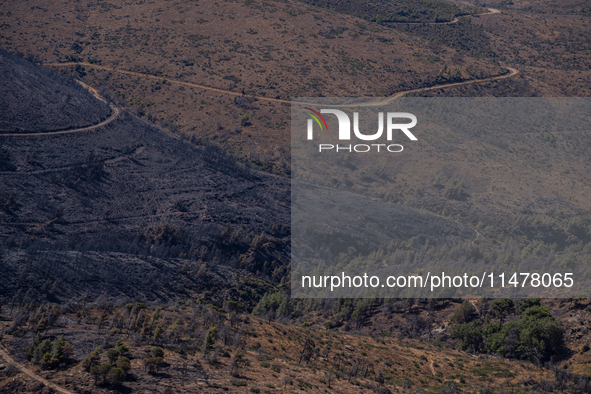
left=53, top=335, right=73, bottom=361
left=451, top=300, right=476, bottom=324
left=224, top=300, right=245, bottom=313
left=202, top=327, right=217, bottom=354
left=116, top=356, right=131, bottom=373
left=151, top=347, right=164, bottom=358
left=452, top=321, right=483, bottom=352
left=34, top=339, right=52, bottom=364
left=82, top=348, right=101, bottom=371
left=520, top=304, right=552, bottom=320
left=91, top=363, right=113, bottom=385
left=106, top=348, right=120, bottom=363
left=518, top=311, right=565, bottom=362
left=516, top=298, right=541, bottom=315
left=252, top=292, right=291, bottom=319
left=116, top=339, right=129, bottom=354
left=106, top=367, right=126, bottom=386
left=42, top=351, right=57, bottom=368
left=25, top=334, right=72, bottom=368
left=456, top=299, right=565, bottom=363
left=491, top=298, right=515, bottom=324
left=25, top=332, right=44, bottom=361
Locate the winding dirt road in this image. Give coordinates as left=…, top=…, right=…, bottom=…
left=0, top=4, right=510, bottom=137
left=391, top=66, right=519, bottom=98
left=0, top=62, right=518, bottom=137
left=0, top=102, right=120, bottom=137
left=385, top=6, right=501, bottom=25
left=42, top=62, right=518, bottom=110
left=0, top=344, right=76, bottom=394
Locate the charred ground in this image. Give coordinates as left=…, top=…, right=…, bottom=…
left=0, top=49, right=111, bottom=134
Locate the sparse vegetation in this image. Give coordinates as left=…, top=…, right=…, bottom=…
left=1, top=0, right=591, bottom=393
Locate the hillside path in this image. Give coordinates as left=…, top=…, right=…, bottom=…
left=386, top=6, right=501, bottom=25
left=0, top=343, right=77, bottom=394
left=0, top=102, right=119, bottom=137
left=0, top=5, right=512, bottom=137
left=45, top=63, right=518, bottom=109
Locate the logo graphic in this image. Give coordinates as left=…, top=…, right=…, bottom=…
left=304, top=108, right=329, bottom=139
left=306, top=109, right=417, bottom=141
left=305, top=109, right=418, bottom=153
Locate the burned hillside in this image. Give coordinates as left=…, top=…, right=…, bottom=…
left=0, top=49, right=111, bottom=134
left=0, top=54, right=290, bottom=303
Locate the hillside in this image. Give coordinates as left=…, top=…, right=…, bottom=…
left=0, top=53, right=291, bottom=304
left=0, top=0, right=507, bottom=174
left=0, top=49, right=111, bottom=134
left=0, top=305, right=586, bottom=394
left=0, top=50, right=503, bottom=304
left=1, top=0, right=591, bottom=391
left=1, top=0, right=587, bottom=256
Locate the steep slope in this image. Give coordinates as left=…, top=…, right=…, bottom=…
left=0, top=49, right=111, bottom=133
left=0, top=53, right=481, bottom=304
left=0, top=0, right=506, bottom=174
left=0, top=54, right=290, bottom=302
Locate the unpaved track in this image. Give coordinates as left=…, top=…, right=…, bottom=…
left=45, top=63, right=518, bottom=109
left=1, top=62, right=518, bottom=138
left=386, top=6, right=501, bottom=25
left=1, top=6, right=511, bottom=137
left=0, top=102, right=120, bottom=137
left=390, top=67, right=519, bottom=98
left=0, top=344, right=77, bottom=394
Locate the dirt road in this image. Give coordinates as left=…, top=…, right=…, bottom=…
left=0, top=344, right=77, bottom=394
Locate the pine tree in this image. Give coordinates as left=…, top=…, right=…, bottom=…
left=202, top=327, right=217, bottom=354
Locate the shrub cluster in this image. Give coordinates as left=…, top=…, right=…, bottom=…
left=452, top=298, right=566, bottom=363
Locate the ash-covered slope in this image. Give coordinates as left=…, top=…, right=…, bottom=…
left=0, top=49, right=111, bottom=133
left=0, top=110, right=291, bottom=302
left=0, top=54, right=290, bottom=303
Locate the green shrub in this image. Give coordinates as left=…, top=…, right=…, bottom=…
left=116, top=357, right=131, bottom=373
left=453, top=299, right=565, bottom=363
left=240, top=113, right=250, bottom=126
left=107, top=348, right=120, bottom=363
left=106, top=367, right=126, bottom=385
left=151, top=347, right=164, bottom=358
left=25, top=333, right=72, bottom=368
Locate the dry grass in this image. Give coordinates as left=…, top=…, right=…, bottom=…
left=0, top=310, right=565, bottom=393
